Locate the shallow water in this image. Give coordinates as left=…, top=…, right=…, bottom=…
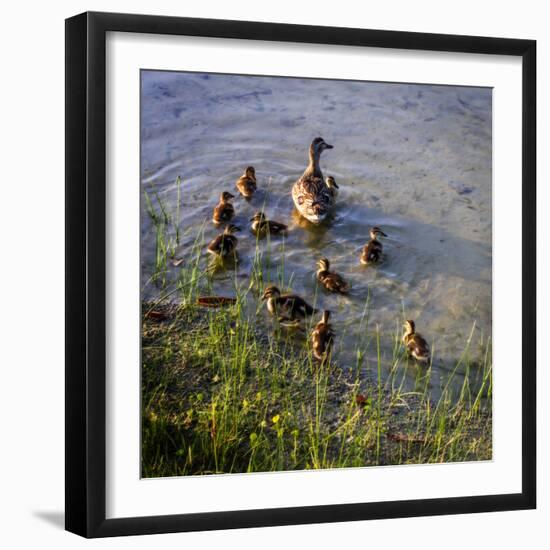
left=141, top=70, right=492, bottom=398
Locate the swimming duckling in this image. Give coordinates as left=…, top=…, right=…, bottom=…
left=360, top=226, right=388, bottom=265
left=261, top=285, right=317, bottom=323
left=212, top=191, right=235, bottom=224
left=207, top=224, right=240, bottom=258
left=250, top=212, right=288, bottom=236
left=325, top=176, right=339, bottom=199
left=235, top=166, right=257, bottom=198
left=402, top=320, right=430, bottom=363
left=292, top=137, right=335, bottom=224
left=316, top=258, right=350, bottom=294
left=311, top=310, right=335, bottom=362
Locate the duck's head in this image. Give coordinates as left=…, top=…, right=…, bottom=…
left=220, top=191, right=235, bottom=202
left=262, top=285, right=281, bottom=301
left=403, top=320, right=416, bottom=334
left=317, top=258, right=330, bottom=272
left=370, top=226, right=388, bottom=240
left=250, top=211, right=266, bottom=223
left=310, top=137, right=333, bottom=158
left=244, top=166, right=256, bottom=180
left=326, top=176, right=339, bottom=190
left=223, top=224, right=241, bottom=235
left=321, top=310, right=331, bottom=324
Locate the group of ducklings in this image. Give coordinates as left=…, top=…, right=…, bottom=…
left=204, top=137, right=430, bottom=364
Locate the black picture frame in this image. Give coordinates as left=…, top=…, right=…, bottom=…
left=65, top=11, right=536, bottom=538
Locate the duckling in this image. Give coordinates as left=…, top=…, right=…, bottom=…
left=206, top=224, right=240, bottom=258
left=316, top=258, right=350, bottom=294
left=311, top=310, right=335, bottom=362
left=235, top=166, right=257, bottom=198
left=261, top=285, right=317, bottom=323
left=360, top=226, right=388, bottom=264
left=250, top=212, right=288, bottom=236
left=212, top=191, right=235, bottom=224
left=402, top=320, right=430, bottom=363
left=325, top=176, right=339, bottom=199
left=292, top=137, right=335, bottom=224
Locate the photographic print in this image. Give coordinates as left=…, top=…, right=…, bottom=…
left=140, top=70, right=492, bottom=478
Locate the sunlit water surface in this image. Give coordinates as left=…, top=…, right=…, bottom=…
left=141, top=70, right=492, bottom=398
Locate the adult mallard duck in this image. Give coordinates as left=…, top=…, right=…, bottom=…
left=212, top=191, right=235, bottom=224
left=292, top=137, right=334, bottom=224
left=250, top=212, right=288, bottom=237
left=316, top=258, right=350, bottom=294
left=311, top=310, right=335, bottom=362
left=206, top=224, right=240, bottom=258
left=402, top=320, right=430, bottom=363
left=261, top=285, right=317, bottom=324
left=235, top=166, right=257, bottom=198
left=360, top=227, right=387, bottom=264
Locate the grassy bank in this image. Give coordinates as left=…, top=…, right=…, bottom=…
left=141, top=299, right=492, bottom=478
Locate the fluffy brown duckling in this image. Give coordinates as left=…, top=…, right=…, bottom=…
left=206, top=224, right=240, bottom=258
left=316, top=258, right=350, bottom=294
left=235, top=166, right=257, bottom=198
left=402, top=320, right=430, bottom=363
left=262, top=285, right=317, bottom=324
left=212, top=191, right=235, bottom=224
left=250, top=212, right=288, bottom=236
left=325, top=176, right=339, bottom=199
left=311, top=310, right=335, bottom=362
left=360, top=226, right=388, bottom=265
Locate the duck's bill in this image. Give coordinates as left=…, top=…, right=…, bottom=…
left=324, top=143, right=334, bottom=149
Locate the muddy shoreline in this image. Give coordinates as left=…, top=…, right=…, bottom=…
left=142, top=302, right=492, bottom=477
